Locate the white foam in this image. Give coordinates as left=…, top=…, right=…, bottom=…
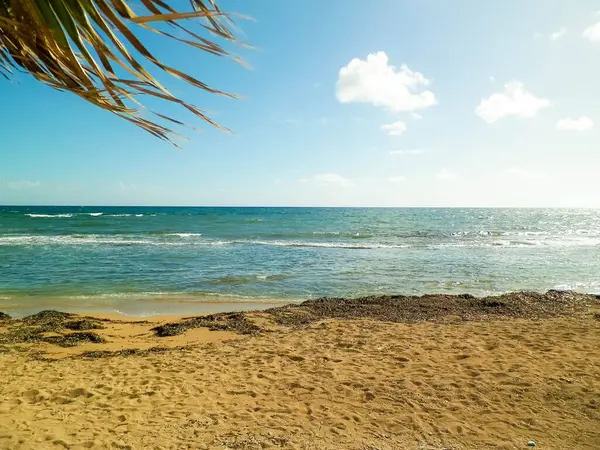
left=88, top=212, right=103, bottom=217
left=26, top=213, right=73, bottom=218
left=2, top=234, right=599, bottom=250
left=553, top=281, right=600, bottom=293
left=245, top=240, right=409, bottom=249
left=0, top=234, right=231, bottom=247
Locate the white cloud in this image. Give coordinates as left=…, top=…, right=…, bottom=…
left=505, top=168, right=548, bottom=180
left=388, top=176, right=407, bottom=183
left=302, top=173, right=352, bottom=188
left=436, top=168, right=457, bottom=181
left=475, top=81, right=550, bottom=123
left=410, top=112, right=423, bottom=120
left=336, top=51, right=436, bottom=112
left=550, top=27, right=566, bottom=40
left=583, top=21, right=600, bottom=41
left=489, top=76, right=495, bottom=82
left=556, top=116, right=594, bottom=132
left=389, top=149, right=425, bottom=155
left=535, top=29, right=567, bottom=41
left=380, top=120, right=407, bottom=136
left=119, top=181, right=138, bottom=190
left=6, top=180, right=41, bottom=190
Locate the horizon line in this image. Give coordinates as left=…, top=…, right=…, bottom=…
left=2, top=204, right=599, bottom=209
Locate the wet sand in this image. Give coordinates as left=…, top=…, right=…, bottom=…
left=1, top=291, right=599, bottom=449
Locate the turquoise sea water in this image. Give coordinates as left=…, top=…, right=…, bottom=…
left=1, top=206, right=599, bottom=316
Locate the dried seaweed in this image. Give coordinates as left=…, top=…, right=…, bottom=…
left=152, top=312, right=261, bottom=337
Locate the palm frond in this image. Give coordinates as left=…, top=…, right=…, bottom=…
left=0, top=0, right=243, bottom=145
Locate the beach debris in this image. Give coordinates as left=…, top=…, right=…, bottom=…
left=0, top=310, right=106, bottom=348
left=146, top=290, right=599, bottom=339
left=23, top=310, right=74, bottom=323
left=527, top=441, right=536, bottom=447
left=63, top=320, right=104, bottom=331
left=263, top=290, right=597, bottom=328
left=78, top=346, right=178, bottom=359
left=22, top=310, right=75, bottom=332
left=146, top=290, right=599, bottom=338
left=42, top=332, right=106, bottom=347
left=152, top=312, right=261, bottom=337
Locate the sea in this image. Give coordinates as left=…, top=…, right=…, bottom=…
left=1, top=206, right=599, bottom=316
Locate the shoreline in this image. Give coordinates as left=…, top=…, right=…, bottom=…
left=1, top=290, right=598, bottom=357
left=1, top=291, right=599, bottom=449
left=0, top=295, right=298, bottom=319
left=3, top=287, right=600, bottom=319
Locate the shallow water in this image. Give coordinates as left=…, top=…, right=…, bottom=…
left=1, top=206, right=599, bottom=315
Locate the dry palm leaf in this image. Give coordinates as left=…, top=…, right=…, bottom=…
left=0, top=0, right=242, bottom=145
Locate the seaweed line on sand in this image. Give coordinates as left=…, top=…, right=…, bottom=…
left=1, top=291, right=598, bottom=357
left=151, top=290, right=599, bottom=337
left=0, top=310, right=107, bottom=347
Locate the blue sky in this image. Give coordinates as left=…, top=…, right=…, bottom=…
left=1, top=0, right=600, bottom=207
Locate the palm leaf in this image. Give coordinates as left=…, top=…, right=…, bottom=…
left=0, top=0, right=243, bottom=145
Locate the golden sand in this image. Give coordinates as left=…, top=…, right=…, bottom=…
left=1, top=310, right=599, bottom=450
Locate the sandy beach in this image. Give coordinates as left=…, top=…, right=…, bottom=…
left=1, top=291, right=599, bottom=449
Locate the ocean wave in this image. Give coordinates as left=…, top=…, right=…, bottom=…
left=553, top=281, right=600, bottom=292
left=429, top=237, right=600, bottom=249
left=0, top=234, right=230, bottom=247
left=205, top=274, right=293, bottom=285
left=24, top=212, right=152, bottom=218
left=26, top=213, right=73, bottom=218
left=2, top=234, right=600, bottom=249
left=246, top=240, right=408, bottom=249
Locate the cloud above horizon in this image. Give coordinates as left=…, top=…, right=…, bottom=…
left=475, top=82, right=550, bottom=123
left=300, top=173, right=352, bottom=188
left=436, top=168, right=457, bottom=181
left=389, top=149, right=426, bottom=155
left=583, top=20, right=600, bottom=41
left=336, top=51, right=436, bottom=113
left=388, top=176, right=407, bottom=183
left=556, top=116, right=594, bottom=132
left=505, top=168, right=548, bottom=180
left=380, top=120, right=407, bottom=136
left=3, top=180, right=41, bottom=190
left=550, top=27, right=567, bottom=40
left=535, top=28, right=567, bottom=41
left=119, top=181, right=139, bottom=190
